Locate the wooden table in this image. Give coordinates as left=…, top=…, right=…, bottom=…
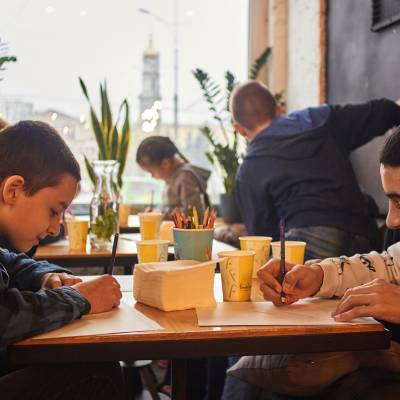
left=8, top=275, right=390, bottom=400
left=119, top=215, right=140, bottom=234
left=35, top=234, right=237, bottom=274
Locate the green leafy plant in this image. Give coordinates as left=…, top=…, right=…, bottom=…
left=0, top=41, right=17, bottom=82
left=192, top=47, right=275, bottom=194
left=90, top=208, right=118, bottom=241
left=79, top=77, right=131, bottom=190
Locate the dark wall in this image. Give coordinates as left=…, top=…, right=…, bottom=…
left=328, top=0, right=400, bottom=214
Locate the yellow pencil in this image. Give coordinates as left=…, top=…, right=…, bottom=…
left=193, top=206, right=199, bottom=229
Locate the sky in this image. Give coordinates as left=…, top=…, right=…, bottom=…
left=0, top=0, right=248, bottom=126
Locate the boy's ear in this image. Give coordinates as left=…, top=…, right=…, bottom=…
left=1, top=176, right=25, bottom=205
left=233, top=122, right=249, bottom=138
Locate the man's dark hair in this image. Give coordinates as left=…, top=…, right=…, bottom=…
left=230, top=80, right=277, bottom=130
left=380, top=125, right=400, bottom=167
left=0, top=120, right=81, bottom=195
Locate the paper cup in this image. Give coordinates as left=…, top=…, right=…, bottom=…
left=271, top=241, right=307, bottom=264
left=160, top=221, right=175, bottom=243
left=66, top=220, right=89, bottom=250
left=239, top=236, right=272, bottom=277
left=138, top=212, right=163, bottom=240
left=239, top=236, right=272, bottom=302
left=218, top=250, right=255, bottom=302
left=119, top=203, right=131, bottom=226
left=173, top=228, right=214, bottom=262
left=136, top=240, right=169, bottom=263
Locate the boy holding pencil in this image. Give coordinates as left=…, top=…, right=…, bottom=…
left=0, top=121, right=123, bottom=400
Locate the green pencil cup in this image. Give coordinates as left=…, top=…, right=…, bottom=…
left=173, top=228, right=214, bottom=262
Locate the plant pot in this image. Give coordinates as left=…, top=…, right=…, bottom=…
left=219, top=193, right=242, bottom=223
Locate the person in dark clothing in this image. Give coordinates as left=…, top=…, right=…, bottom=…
left=0, top=121, right=123, bottom=400
left=252, top=125, right=400, bottom=400
left=231, top=81, right=400, bottom=259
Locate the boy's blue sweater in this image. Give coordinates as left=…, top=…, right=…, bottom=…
left=236, top=99, right=400, bottom=240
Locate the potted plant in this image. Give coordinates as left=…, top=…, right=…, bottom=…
left=79, top=78, right=131, bottom=246
left=192, top=47, right=278, bottom=223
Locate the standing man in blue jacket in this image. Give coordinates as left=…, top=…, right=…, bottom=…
left=231, top=80, right=400, bottom=259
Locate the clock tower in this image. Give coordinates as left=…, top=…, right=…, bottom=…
left=139, top=36, right=162, bottom=123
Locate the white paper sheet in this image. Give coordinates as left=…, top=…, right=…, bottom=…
left=196, top=298, right=379, bottom=326
left=32, top=301, right=163, bottom=339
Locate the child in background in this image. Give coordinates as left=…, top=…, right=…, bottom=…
left=136, top=136, right=211, bottom=217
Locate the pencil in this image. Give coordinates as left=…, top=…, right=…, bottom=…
left=279, top=218, right=286, bottom=303
left=106, top=233, right=119, bottom=275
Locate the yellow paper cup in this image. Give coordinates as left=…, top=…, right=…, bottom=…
left=138, top=212, right=163, bottom=240
left=271, top=241, right=306, bottom=264
left=239, top=236, right=272, bottom=302
left=160, top=221, right=175, bottom=243
left=218, top=250, right=255, bottom=302
left=66, top=220, right=89, bottom=251
left=136, top=240, right=169, bottom=263
left=239, top=236, right=272, bottom=277
left=119, top=203, right=131, bottom=226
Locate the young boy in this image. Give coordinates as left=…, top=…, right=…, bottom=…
left=0, top=121, right=124, bottom=399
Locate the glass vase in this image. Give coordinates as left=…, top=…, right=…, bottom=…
left=90, top=160, right=119, bottom=249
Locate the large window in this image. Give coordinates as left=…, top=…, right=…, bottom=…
left=0, top=0, right=248, bottom=205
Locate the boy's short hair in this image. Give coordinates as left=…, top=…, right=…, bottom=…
left=230, top=80, right=277, bottom=131
left=0, top=120, right=81, bottom=195
left=380, top=125, right=400, bottom=167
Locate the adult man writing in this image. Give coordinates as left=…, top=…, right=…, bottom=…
left=259, top=125, right=400, bottom=325
left=231, top=81, right=400, bottom=259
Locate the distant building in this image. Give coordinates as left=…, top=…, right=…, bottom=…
left=34, top=109, right=97, bottom=202
left=138, top=36, right=162, bottom=124
left=0, top=97, right=34, bottom=122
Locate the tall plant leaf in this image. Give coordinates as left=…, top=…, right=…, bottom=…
left=84, top=155, right=96, bottom=187
left=89, top=107, right=107, bottom=159
left=249, top=47, right=272, bottom=80
left=193, top=46, right=272, bottom=193
left=80, top=78, right=132, bottom=190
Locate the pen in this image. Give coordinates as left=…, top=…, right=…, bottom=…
left=106, top=233, right=119, bottom=275
left=279, top=218, right=286, bottom=303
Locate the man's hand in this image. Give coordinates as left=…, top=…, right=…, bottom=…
left=72, top=275, right=122, bottom=314
left=257, top=258, right=324, bottom=306
left=332, top=279, right=400, bottom=324
left=41, top=272, right=82, bottom=289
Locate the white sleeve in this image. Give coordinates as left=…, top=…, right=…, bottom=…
left=314, top=242, right=400, bottom=298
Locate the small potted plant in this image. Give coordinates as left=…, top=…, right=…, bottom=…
left=192, top=47, right=281, bottom=223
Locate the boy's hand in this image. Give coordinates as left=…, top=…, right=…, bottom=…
left=41, top=272, right=82, bottom=289
left=72, top=275, right=122, bottom=314
left=257, top=258, right=324, bottom=306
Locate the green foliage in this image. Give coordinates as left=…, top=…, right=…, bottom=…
left=249, top=47, right=271, bottom=80
left=79, top=77, right=131, bottom=190
left=90, top=208, right=118, bottom=241
left=0, top=56, right=17, bottom=82
left=192, top=46, right=273, bottom=194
